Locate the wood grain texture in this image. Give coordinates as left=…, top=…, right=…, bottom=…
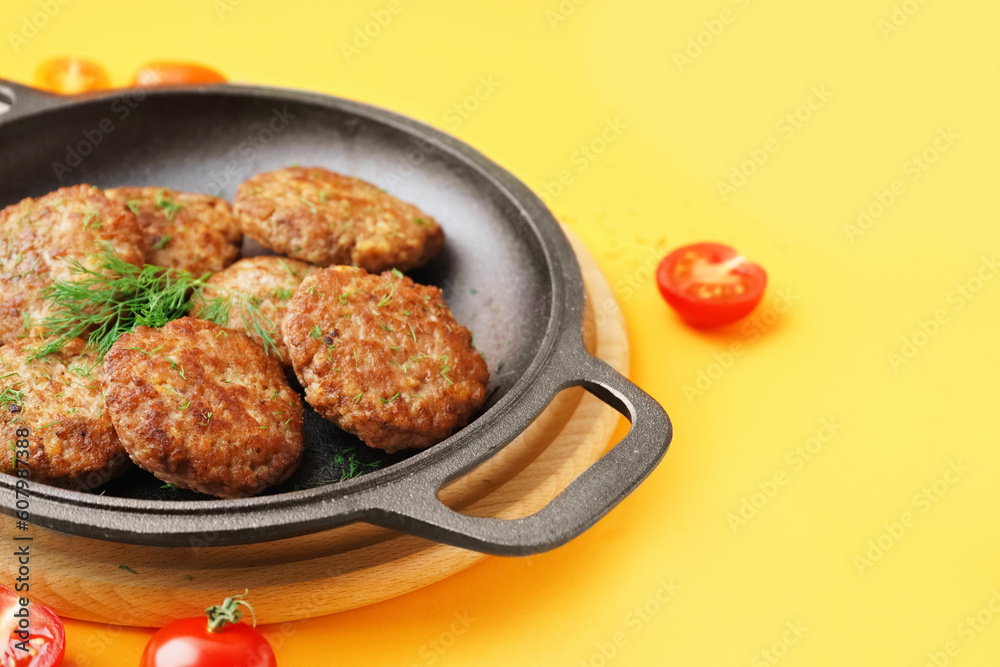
left=1, top=232, right=629, bottom=626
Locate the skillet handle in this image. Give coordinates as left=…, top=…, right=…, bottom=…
left=0, top=79, right=63, bottom=123
left=360, top=351, right=672, bottom=556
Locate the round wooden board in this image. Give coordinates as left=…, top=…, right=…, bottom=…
left=2, top=232, right=629, bottom=626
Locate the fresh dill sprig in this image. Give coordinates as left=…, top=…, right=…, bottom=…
left=29, top=245, right=280, bottom=361
left=30, top=246, right=199, bottom=361
left=299, top=196, right=317, bottom=214
left=233, top=294, right=279, bottom=357
left=311, top=442, right=382, bottom=486
left=155, top=191, right=183, bottom=221
left=196, top=291, right=231, bottom=325
left=439, top=355, right=454, bottom=386
left=82, top=212, right=103, bottom=229
left=377, top=283, right=395, bottom=307
left=0, top=385, right=25, bottom=411
left=193, top=288, right=280, bottom=358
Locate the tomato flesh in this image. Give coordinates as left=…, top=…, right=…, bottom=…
left=656, top=242, right=767, bottom=327
left=132, top=63, right=227, bottom=87
left=34, top=57, right=109, bottom=95
left=141, top=617, right=275, bottom=667
left=1, top=586, right=65, bottom=667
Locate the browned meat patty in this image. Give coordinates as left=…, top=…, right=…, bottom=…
left=104, top=186, right=241, bottom=274
left=189, top=256, right=317, bottom=366
left=0, top=184, right=145, bottom=345
left=282, top=265, right=489, bottom=452
left=233, top=166, right=445, bottom=272
left=0, top=337, right=130, bottom=491
left=102, top=317, right=304, bottom=498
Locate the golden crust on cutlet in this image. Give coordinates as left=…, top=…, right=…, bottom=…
left=233, top=166, right=444, bottom=272
left=282, top=265, right=488, bottom=453
left=0, top=337, right=130, bottom=491
left=102, top=317, right=303, bottom=498
left=104, top=186, right=241, bottom=274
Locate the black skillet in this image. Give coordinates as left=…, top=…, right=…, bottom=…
left=0, top=79, right=672, bottom=556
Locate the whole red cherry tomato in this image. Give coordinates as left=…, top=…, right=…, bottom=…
left=140, top=592, right=275, bottom=667
left=1, top=585, right=66, bottom=667
left=656, top=242, right=767, bottom=327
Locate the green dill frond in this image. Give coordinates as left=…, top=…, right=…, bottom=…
left=299, top=196, right=317, bottom=214
left=31, top=245, right=282, bottom=364
left=155, top=191, right=183, bottom=220
left=377, top=283, right=396, bottom=307
left=197, top=293, right=232, bottom=327
left=439, top=355, right=454, bottom=386
left=30, top=245, right=201, bottom=362
left=82, top=211, right=103, bottom=229
left=0, top=385, right=25, bottom=411
left=232, top=298, right=279, bottom=357
left=197, top=287, right=280, bottom=359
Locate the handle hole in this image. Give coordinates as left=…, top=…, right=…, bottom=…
left=437, top=386, right=628, bottom=520
left=0, top=87, right=14, bottom=117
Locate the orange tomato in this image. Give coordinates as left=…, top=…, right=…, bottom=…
left=132, top=62, right=227, bottom=87
left=34, top=57, right=109, bottom=94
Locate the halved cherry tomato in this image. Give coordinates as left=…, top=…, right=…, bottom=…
left=656, top=242, right=767, bottom=327
left=1, top=585, right=66, bottom=667
left=33, top=57, right=109, bottom=95
left=141, top=592, right=275, bottom=667
left=132, top=62, right=227, bottom=87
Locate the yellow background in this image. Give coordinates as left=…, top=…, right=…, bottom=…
left=3, top=0, right=1000, bottom=664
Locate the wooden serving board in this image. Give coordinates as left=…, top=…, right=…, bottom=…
left=1, top=233, right=629, bottom=626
